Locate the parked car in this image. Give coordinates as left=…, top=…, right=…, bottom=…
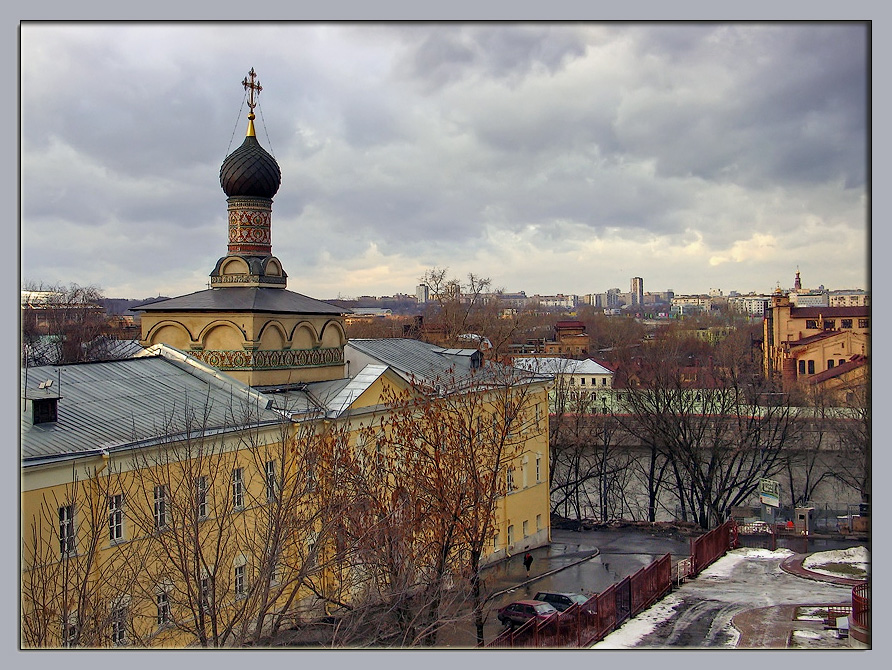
left=497, top=600, right=558, bottom=627
left=534, top=591, right=595, bottom=614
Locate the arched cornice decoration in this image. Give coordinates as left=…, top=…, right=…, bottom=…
left=257, top=319, right=289, bottom=343
left=144, top=319, right=197, bottom=344
left=197, top=319, right=249, bottom=344
left=220, top=256, right=251, bottom=275
left=289, top=320, right=322, bottom=346
left=319, top=318, right=348, bottom=345
left=262, top=257, right=284, bottom=277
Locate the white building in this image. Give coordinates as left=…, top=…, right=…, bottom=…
left=829, top=290, right=869, bottom=307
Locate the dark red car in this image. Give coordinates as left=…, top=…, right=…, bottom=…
left=497, top=600, right=558, bottom=627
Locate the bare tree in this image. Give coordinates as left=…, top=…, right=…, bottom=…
left=22, top=462, right=143, bottom=647
left=22, top=282, right=115, bottom=365
left=618, top=340, right=798, bottom=529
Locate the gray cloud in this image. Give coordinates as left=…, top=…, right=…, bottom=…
left=21, top=22, right=868, bottom=299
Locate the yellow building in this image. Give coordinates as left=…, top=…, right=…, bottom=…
left=22, top=70, right=552, bottom=648
left=763, top=294, right=869, bottom=390
left=21, top=343, right=550, bottom=647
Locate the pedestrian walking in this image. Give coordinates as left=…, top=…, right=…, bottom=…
left=523, top=552, right=533, bottom=576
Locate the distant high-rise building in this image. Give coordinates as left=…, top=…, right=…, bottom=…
left=416, top=283, right=429, bottom=303
left=631, top=277, right=644, bottom=307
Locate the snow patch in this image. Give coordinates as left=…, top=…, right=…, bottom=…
left=803, top=546, right=868, bottom=568
left=591, top=593, right=683, bottom=649
left=802, top=546, right=869, bottom=579
left=698, top=547, right=793, bottom=579
left=792, top=629, right=822, bottom=640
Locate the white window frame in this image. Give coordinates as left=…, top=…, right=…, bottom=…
left=108, top=494, right=124, bottom=543
left=265, top=460, right=277, bottom=502
left=156, top=591, right=171, bottom=628
left=200, top=575, right=212, bottom=613
left=535, top=453, right=542, bottom=483
left=234, top=564, right=246, bottom=599
left=110, top=604, right=127, bottom=646
left=507, top=524, right=515, bottom=546
left=523, top=519, right=529, bottom=537
left=153, top=485, right=167, bottom=531
left=59, top=504, right=76, bottom=557
left=232, top=467, right=244, bottom=509
left=536, top=514, right=542, bottom=531
left=506, top=467, right=514, bottom=492
left=61, top=611, right=79, bottom=647
left=196, top=475, right=208, bottom=519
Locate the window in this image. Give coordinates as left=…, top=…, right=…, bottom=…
left=507, top=524, right=515, bottom=546
left=33, top=398, right=58, bottom=424
left=59, top=504, right=75, bottom=557
left=110, top=605, right=127, bottom=646
left=153, top=485, right=167, bottom=530
left=841, top=319, right=853, bottom=329
left=265, top=460, right=277, bottom=502
left=580, top=377, right=586, bottom=385
left=61, top=613, right=79, bottom=647
left=492, top=532, right=499, bottom=552
left=234, top=564, right=246, bottom=598
left=536, top=514, right=542, bottom=531
left=828, top=360, right=835, bottom=369
left=858, top=318, right=869, bottom=328
left=602, top=377, right=607, bottom=386
left=823, top=319, right=835, bottom=330
left=798, top=360, right=806, bottom=375
left=805, top=319, right=819, bottom=329
left=108, top=494, right=124, bottom=542
left=807, top=360, right=815, bottom=375
left=156, top=592, right=170, bottom=627
left=521, top=456, right=529, bottom=488
left=535, top=454, right=542, bottom=482
left=306, top=463, right=317, bottom=493
left=506, top=467, right=515, bottom=492
left=200, top=576, right=211, bottom=612
left=839, top=359, right=846, bottom=367
left=569, top=377, right=575, bottom=386
left=196, top=476, right=208, bottom=519
left=232, top=468, right=244, bottom=509
left=522, top=520, right=529, bottom=537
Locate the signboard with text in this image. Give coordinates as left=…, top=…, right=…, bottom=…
left=759, top=478, right=780, bottom=508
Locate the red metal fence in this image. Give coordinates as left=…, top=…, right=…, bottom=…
left=850, top=582, right=869, bottom=646
left=691, top=519, right=737, bottom=575
left=488, top=521, right=736, bottom=648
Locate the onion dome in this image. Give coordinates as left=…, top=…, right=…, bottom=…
left=220, top=130, right=281, bottom=199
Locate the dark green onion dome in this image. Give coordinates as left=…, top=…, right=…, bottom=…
left=219, top=133, right=281, bottom=199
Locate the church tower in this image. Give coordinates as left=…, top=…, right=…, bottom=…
left=138, top=69, right=348, bottom=387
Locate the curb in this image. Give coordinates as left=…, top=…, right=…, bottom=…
left=485, top=548, right=601, bottom=603
left=779, top=554, right=867, bottom=587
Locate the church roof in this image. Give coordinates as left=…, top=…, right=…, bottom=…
left=134, top=287, right=348, bottom=315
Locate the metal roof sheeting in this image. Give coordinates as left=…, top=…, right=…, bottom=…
left=133, top=286, right=347, bottom=315
left=21, top=351, right=283, bottom=466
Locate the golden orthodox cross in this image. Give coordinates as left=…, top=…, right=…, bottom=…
left=242, top=68, right=262, bottom=111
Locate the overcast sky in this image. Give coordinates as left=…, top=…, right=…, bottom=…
left=20, top=22, right=868, bottom=300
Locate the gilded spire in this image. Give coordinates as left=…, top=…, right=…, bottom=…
left=242, top=67, right=262, bottom=137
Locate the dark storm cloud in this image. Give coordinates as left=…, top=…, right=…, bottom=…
left=613, top=24, right=867, bottom=190
left=398, top=23, right=589, bottom=91
left=20, top=22, right=868, bottom=298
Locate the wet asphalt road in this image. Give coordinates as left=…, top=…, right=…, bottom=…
left=436, top=527, right=691, bottom=647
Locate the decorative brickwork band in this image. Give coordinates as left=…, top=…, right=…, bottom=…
left=227, top=197, right=272, bottom=255
left=191, top=346, right=344, bottom=371
left=210, top=274, right=287, bottom=286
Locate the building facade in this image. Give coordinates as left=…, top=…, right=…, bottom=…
left=762, top=294, right=870, bottom=389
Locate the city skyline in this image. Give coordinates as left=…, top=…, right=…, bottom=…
left=21, top=22, right=868, bottom=300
